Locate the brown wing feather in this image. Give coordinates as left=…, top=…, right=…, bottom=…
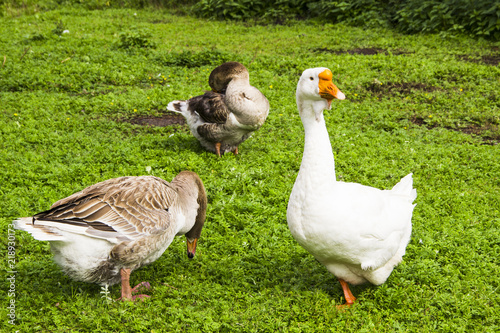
left=37, top=176, right=178, bottom=237
left=188, top=91, right=229, bottom=124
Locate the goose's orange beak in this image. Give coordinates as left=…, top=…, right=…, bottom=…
left=318, top=69, right=345, bottom=108
left=187, top=238, right=198, bottom=259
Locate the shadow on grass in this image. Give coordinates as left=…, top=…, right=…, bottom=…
left=16, top=259, right=102, bottom=300
left=15, top=246, right=374, bottom=307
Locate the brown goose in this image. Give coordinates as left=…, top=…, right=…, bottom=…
left=14, top=171, right=207, bottom=301
left=167, top=62, right=269, bottom=157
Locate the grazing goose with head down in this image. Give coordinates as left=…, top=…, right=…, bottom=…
left=14, top=171, right=207, bottom=301
left=167, top=61, right=269, bottom=157
left=287, top=67, right=416, bottom=307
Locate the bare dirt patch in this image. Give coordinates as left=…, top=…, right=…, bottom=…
left=410, top=116, right=499, bottom=145
left=124, top=112, right=186, bottom=127
left=366, top=82, right=441, bottom=97
left=314, top=47, right=413, bottom=56
left=458, top=54, right=500, bottom=66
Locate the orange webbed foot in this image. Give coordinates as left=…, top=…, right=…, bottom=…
left=336, top=278, right=356, bottom=309
left=118, top=268, right=152, bottom=302
left=131, top=281, right=151, bottom=293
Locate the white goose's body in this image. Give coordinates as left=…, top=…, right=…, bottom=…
left=14, top=171, right=207, bottom=300
left=287, top=68, right=416, bottom=306
left=167, top=62, right=269, bottom=156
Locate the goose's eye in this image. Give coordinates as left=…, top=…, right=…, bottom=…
left=309, top=77, right=314, bottom=81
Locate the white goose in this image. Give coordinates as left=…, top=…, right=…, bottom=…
left=287, top=68, right=416, bottom=307
left=167, top=61, right=269, bottom=157
left=14, top=171, right=207, bottom=301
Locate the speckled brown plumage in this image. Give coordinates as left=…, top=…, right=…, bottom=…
left=14, top=171, right=207, bottom=301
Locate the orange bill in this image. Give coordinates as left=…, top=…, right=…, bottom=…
left=318, top=69, right=345, bottom=108
left=187, top=238, right=198, bottom=259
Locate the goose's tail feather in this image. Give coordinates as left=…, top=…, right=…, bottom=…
left=14, top=217, right=64, bottom=241
left=167, top=100, right=188, bottom=115
left=391, top=173, right=417, bottom=203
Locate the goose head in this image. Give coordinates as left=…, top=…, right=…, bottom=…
left=296, top=67, right=345, bottom=121
left=209, top=61, right=249, bottom=93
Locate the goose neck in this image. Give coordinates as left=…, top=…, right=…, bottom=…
left=298, top=101, right=336, bottom=184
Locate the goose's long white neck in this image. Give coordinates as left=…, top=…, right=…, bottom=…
left=296, top=99, right=337, bottom=187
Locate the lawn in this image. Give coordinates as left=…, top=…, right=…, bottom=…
left=1, top=6, right=499, bottom=332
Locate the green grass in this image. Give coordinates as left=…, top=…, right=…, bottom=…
left=1, top=6, right=499, bottom=332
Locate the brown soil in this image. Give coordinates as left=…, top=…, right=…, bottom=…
left=366, top=82, right=441, bottom=96
left=125, top=112, right=186, bottom=127
left=314, top=47, right=413, bottom=56
left=458, top=54, right=500, bottom=66
left=410, top=116, right=499, bottom=145
left=316, top=47, right=499, bottom=65
left=481, top=55, right=500, bottom=66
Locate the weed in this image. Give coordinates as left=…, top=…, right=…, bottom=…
left=117, top=28, right=156, bottom=49
left=51, top=20, right=66, bottom=35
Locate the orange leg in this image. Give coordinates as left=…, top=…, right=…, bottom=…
left=232, top=146, right=238, bottom=156
left=337, top=278, right=356, bottom=308
left=120, top=268, right=132, bottom=301
left=119, top=268, right=151, bottom=301
left=215, top=142, right=221, bottom=157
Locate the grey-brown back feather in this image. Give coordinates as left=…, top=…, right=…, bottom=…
left=38, top=176, right=179, bottom=238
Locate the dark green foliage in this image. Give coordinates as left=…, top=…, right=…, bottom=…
left=2, top=0, right=499, bottom=38
left=394, top=0, right=500, bottom=40
left=194, top=0, right=500, bottom=40
left=194, top=0, right=315, bottom=22
left=0, top=0, right=196, bottom=16
left=118, top=28, right=157, bottom=49
left=308, top=0, right=393, bottom=27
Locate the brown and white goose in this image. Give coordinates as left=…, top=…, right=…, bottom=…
left=14, top=171, right=207, bottom=301
left=167, top=61, right=269, bottom=157
left=287, top=68, right=416, bottom=307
